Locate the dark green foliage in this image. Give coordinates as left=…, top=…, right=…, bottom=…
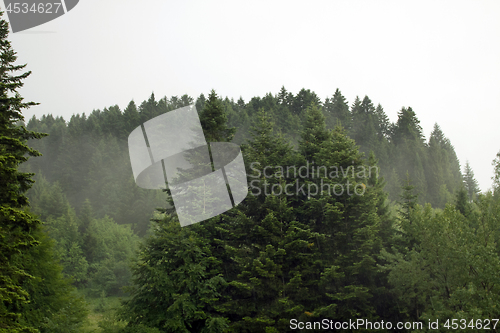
left=298, top=103, right=330, bottom=161
left=291, top=88, right=321, bottom=116
left=16, top=79, right=485, bottom=331
left=391, top=106, right=424, bottom=144
left=0, top=11, right=45, bottom=332
left=121, top=101, right=399, bottom=332
left=199, top=90, right=235, bottom=142
left=323, top=88, right=351, bottom=130
left=455, top=187, right=472, bottom=217
left=121, top=216, right=229, bottom=333
left=0, top=11, right=88, bottom=332
left=398, top=173, right=418, bottom=225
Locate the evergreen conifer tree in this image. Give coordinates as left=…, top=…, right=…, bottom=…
left=323, top=88, right=351, bottom=130
left=199, top=90, right=235, bottom=142
left=492, top=151, right=500, bottom=194
left=463, top=160, right=480, bottom=202
left=0, top=11, right=48, bottom=332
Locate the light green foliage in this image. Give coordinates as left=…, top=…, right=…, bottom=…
left=45, top=208, right=89, bottom=284
left=16, top=229, right=88, bottom=333
left=384, top=192, right=500, bottom=326
left=86, top=216, right=140, bottom=296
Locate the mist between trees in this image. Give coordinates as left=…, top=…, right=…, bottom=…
left=2, top=15, right=500, bottom=328
left=10, top=83, right=498, bottom=332
left=14, top=87, right=500, bottom=333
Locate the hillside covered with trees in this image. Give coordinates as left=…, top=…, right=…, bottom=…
left=2, top=9, right=500, bottom=333
left=24, top=85, right=468, bottom=232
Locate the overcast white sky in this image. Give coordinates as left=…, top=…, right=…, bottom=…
left=5, top=0, right=500, bottom=192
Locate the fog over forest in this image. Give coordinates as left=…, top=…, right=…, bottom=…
left=2, top=2, right=500, bottom=333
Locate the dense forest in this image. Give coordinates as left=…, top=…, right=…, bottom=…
left=2, top=11, right=500, bottom=333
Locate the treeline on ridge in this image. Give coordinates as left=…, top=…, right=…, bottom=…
left=17, top=88, right=500, bottom=332
left=24, top=86, right=471, bottom=236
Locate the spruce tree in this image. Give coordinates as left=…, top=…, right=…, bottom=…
left=463, top=160, right=480, bottom=202
left=122, top=90, right=240, bottom=332
left=291, top=88, right=321, bottom=117
left=455, top=187, right=471, bottom=217
left=425, top=124, right=462, bottom=207
left=225, top=108, right=316, bottom=332
left=392, top=107, right=428, bottom=203
left=298, top=103, right=331, bottom=162
left=122, top=100, right=141, bottom=136
left=195, top=93, right=206, bottom=116
left=311, top=126, right=383, bottom=321
left=139, top=92, right=159, bottom=122
left=0, top=11, right=47, bottom=332
left=199, top=90, right=235, bottom=142
left=323, top=88, right=351, bottom=130
left=426, top=124, right=447, bottom=207
left=350, top=95, right=379, bottom=155
left=492, top=150, right=500, bottom=194
left=120, top=217, right=228, bottom=332
left=399, top=172, right=418, bottom=225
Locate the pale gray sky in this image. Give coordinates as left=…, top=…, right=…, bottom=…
left=6, top=0, right=500, bottom=191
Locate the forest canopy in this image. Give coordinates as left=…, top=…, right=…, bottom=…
left=17, top=87, right=500, bottom=332
left=1, top=3, right=499, bottom=331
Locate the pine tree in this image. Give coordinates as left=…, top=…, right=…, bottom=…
left=224, top=107, right=316, bottom=332
left=0, top=11, right=47, bottom=332
left=455, top=187, right=471, bottom=217
left=425, top=124, right=462, bottom=207
left=350, top=96, right=378, bottom=154
left=120, top=216, right=228, bottom=332
left=298, top=103, right=331, bottom=162
left=310, top=125, right=383, bottom=321
left=323, top=88, right=351, bottom=130
left=399, top=172, right=418, bottom=225
left=275, top=86, right=299, bottom=138
left=195, top=93, right=206, bottom=116
left=121, top=90, right=240, bottom=332
left=139, top=92, right=158, bottom=122
left=392, top=107, right=428, bottom=203
left=463, top=161, right=480, bottom=202
left=122, top=100, right=141, bottom=135
left=291, top=88, right=321, bottom=117
left=492, top=150, right=500, bottom=194
left=199, top=90, right=235, bottom=142
left=375, top=104, right=391, bottom=139
left=392, top=107, right=424, bottom=144
left=426, top=124, right=447, bottom=207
